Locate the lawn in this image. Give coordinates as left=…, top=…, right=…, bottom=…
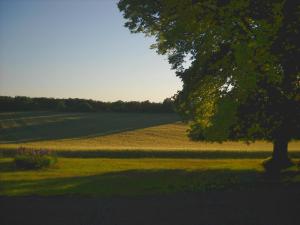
left=1, top=111, right=300, bottom=197
left=0, top=157, right=299, bottom=197
left=1, top=157, right=300, bottom=196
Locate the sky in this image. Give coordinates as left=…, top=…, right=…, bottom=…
left=0, top=0, right=182, bottom=102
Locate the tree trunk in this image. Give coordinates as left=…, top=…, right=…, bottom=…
left=272, top=138, right=289, bottom=163
left=267, top=138, right=293, bottom=171
left=263, top=138, right=292, bottom=173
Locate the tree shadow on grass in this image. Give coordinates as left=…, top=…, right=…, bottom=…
left=2, top=171, right=300, bottom=225
left=3, top=149, right=300, bottom=159
left=58, top=150, right=300, bottom=159
left=0, top=169, right=252, bottom=196
left=0, top=112, right=179, bottom=143
left=2, top=166, right=300, bottom=197
left=0, top=160, right=15, bottom=172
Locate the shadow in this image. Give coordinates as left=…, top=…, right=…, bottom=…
left=0, top=168, right=263, bottom=196
left=2, top=149, right=300, bottom=159
left=1, top=166, right=300, bottom=225
left=1, top=167, right=300, bottom=197
left=59, top=150, right=300, bottom=159
left=0, top=111, right=57, bottom=120
left=0, top=112, right=179, bottom=143
left=0, top=160, right=16, bottom=172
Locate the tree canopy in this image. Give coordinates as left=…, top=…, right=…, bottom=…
left=0, top=96, right=174, bottom=113
left=118, top=0, right=300, bottom=168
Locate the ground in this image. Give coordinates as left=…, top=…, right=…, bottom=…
left=1, top=111, right=300, bottom=225
left=2, top=188, right=300, bottom=225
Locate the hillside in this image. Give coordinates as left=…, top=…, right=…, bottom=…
left=1, top=111, right=299, bottom=152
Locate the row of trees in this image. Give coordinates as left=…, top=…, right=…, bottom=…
left=0, top=96, right=175, bottom=113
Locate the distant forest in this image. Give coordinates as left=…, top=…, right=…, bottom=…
left=0, top=96, right=175, bottom=113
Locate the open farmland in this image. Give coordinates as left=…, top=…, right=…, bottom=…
left=1, top=110, right=300, bottom=196
left=1, top=111, right=300, bottom=198
left=1, top=114, right=300, bottom=224
left=1, top=111, right=299, bottom=152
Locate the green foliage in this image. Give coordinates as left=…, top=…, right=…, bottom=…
left=118, top=0, right=300, bottom=144
left=77, top=102, right=94, bottom=112
left=56, top=101, right=67, bottom=111
left=14, top=148, right=57, bottom=170
left=0, top=96, right=175, bottom=113
left=15, top=155, right=55, bottom=169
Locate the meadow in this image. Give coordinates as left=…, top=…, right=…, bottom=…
left=1, top=111, right=300, bottom=152
left=0, top=111, right=300, bottom=196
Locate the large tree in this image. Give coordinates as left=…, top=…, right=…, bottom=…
left=118, top=0, right=300, bottom=170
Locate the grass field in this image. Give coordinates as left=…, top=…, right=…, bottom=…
left=1, top=111, right=299, bottom=152
left=0, top=111, right=300, bottom=197
left=1, top=157, right=300, bottom=196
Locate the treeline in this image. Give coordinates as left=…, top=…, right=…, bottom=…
left=0, top=96, right=175, bottom=113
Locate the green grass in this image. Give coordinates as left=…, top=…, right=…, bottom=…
left=1, top=157, right=299, bottom=196
left=1, top=111, right=299, bottom=152
left=1, top=111, right=300, bottom=197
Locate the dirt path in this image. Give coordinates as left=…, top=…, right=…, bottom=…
left=1, top=187, right=300, bottom=225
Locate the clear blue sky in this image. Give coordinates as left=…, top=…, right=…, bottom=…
left=0, top=0, right=182, bottom=102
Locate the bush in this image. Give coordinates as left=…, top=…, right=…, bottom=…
left=77, top=102, right=94, bottom=112
left=14, top=147, right=57, bottom=170
left=56, top=100, right=67, bottom=111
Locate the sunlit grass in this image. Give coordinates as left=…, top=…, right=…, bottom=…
left=0, top=157, right=262, bottom=196
left=1, top=112, right=299, bottom=197
left=1, top=111, right=299, bottom=151
left=1, top=157, right=299, bottom=196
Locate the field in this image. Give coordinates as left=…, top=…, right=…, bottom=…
left=0, top=111, right=300, bottom=197
left=1, top=111, right=300, bottom=225
left=1, top=111, right=299, bottom=152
